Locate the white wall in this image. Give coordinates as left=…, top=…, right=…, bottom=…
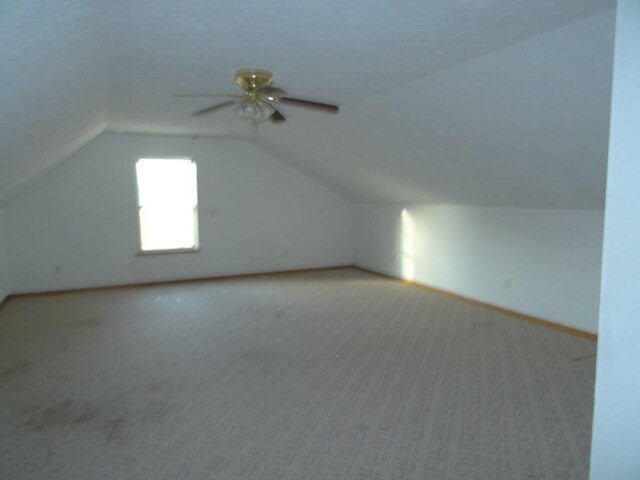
left=590, top=1, right=640, bottom=477
left=4, top=133, right=353, bottom=293
left=355, top=203, right=603, bottom=333
left=0, top=211, right=10, bottom=303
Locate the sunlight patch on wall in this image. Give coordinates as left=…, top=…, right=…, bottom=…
left=401, top=208, right=416, bottom=281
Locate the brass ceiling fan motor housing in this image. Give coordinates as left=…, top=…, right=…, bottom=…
left=235, top=68, right=274, bottom=93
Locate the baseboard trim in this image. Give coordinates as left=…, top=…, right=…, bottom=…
left=3, top=265, right=352, bottom=303
left=1, top=265, right=599, bottom=341
left=352, top=265, right=597, bottom=341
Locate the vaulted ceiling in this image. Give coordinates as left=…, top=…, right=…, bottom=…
left=0, top=0, right=615, bottom=207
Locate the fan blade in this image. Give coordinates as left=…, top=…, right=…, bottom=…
left=192, top=100, right=237, bottom=117
left=270, top=108, right=286, bottom=124
left=261, top=86, right=287, bottom=101
left=174, top=92, right=240, bottom=98
left=278, top=97, right=339, bottom=114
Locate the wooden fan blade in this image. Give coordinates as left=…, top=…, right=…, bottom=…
left=192, top=100, right=237, bottom=117
left=278, top=97, right=339, bottom=114
left=270, top=108, right=286, bottom=124
left=261, top=86, right=287, bottom=101
left=174, top=92, right=240, bottom=98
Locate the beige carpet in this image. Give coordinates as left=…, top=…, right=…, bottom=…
left=0, top=268, right=596, bottom=479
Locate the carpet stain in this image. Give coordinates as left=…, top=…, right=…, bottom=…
left=20, top=397, right=176, bottom=444
left=0, top=361, right=31, bottom=381
left=103, top=417, right=127, bottom=442
left=22, top=400, right=100, bottom=432
left=22, top=402, right=133, bottom=447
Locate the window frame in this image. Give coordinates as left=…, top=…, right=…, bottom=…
left=134, top=157, right=200, bottom=256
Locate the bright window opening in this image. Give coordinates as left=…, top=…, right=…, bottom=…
left=136, top=158, right=199, bottom=253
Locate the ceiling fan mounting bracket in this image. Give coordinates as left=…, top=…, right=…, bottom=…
left=235, top=68, right=274, bottom=91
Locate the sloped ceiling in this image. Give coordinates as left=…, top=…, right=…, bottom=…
left=256, top=9, right=615, bottom=208
left=0, top=1, right=109, bottom=203
left=0, top=0, right=615, bottom=207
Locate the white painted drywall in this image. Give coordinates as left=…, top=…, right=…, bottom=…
left=590, top=1, right=640, bottom=477
left=355, top=204, right=603, bottom=333
left=0, top=211, right=10, bottom=303
left=256, top=9, right=615, bottom=208
left=4, top=133, right=353, bottom=293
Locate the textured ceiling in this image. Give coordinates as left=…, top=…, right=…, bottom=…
left=0, top=0, right=615, bottom=207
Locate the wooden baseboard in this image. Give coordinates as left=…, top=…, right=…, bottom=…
left=3, top=265, right=352, bottom=303
left=1, top=265, right=599, bottom=341
left=352, top=265, right=597, bottom=341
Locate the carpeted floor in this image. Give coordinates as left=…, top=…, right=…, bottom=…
left=0, top=268, right=596, bottom=479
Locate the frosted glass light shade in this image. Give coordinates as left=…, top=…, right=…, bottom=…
left=235, top=101, right=274, bottom=122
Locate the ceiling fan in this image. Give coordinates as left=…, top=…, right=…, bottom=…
left=174, top=68, right=339, bottom=127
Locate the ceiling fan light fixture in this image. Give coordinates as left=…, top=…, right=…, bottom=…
left=234, top=100, right=274, bottom=123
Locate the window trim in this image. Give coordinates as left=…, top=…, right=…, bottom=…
left=134, top=157, right=200, bottom=255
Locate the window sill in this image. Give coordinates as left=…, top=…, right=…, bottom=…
left=136, top=247, right=200, bottom=256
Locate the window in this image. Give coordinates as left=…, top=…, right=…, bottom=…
left=135, top=158, right=199, bottom=253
